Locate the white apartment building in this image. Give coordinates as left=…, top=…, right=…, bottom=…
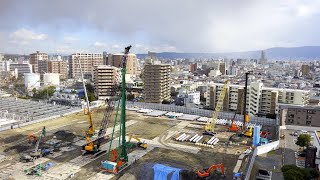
left=206, top=81, right=310, bottom=116
left=178, top=90, right=201, bottom=105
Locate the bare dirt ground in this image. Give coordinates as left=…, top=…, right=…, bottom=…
left=0, top=108, right=255, bottom=180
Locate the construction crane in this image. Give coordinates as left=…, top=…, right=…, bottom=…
left=197, top=164, right=225, bottom=178
left=128, top=135, right=148, bottom=149
left=21, top=126, right=50, bottom=162
left=101, top=45, right=131, bottom=174
left=77, top=57, right=95, bottom=136
left=242, top=71, right=252, bottom=130
left=82, top=73, right=122, bottom=154
left=228, top=90, right=244, bottom=132
left=204, top=80, right=229, bottom=135
left=82, top=54, right=124, bottom=154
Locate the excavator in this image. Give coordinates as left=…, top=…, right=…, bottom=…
left=197, top=164, right=225, bottom=178
left=204, top=80, right=229, bottom=136
left=128, top=135, right=148, bottom=149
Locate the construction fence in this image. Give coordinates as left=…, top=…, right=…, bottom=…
left=126, top=102, right=278, bottom=126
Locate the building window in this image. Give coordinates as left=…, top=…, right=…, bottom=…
left=306, top=121, right=312, bottom=125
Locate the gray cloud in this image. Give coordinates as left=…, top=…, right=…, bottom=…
left=1, top=0, right=320, bottom=54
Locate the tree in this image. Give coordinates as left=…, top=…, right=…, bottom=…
left=282, top=165, right=319, bottom=180
left=87, top=92, right=97, bottom=102
left=266, top=113, right=277, bottom=119
left=127, top=94, right=135, bottom=101
left=296, top=134, right=312, bottom=149
left=162, top=100, right=171, bottom=104
left=85, top=83, right=94, bottom=94
left=47, top=86, right=56, bottom=97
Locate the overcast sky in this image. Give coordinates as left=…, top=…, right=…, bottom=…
left=1, top=0, right=320, bottom=54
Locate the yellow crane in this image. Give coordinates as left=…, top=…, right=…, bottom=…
left=204, top=80, right=229, bottom=135
left=77, top=57, right=95, bottom=136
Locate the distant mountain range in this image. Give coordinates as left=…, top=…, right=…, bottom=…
left=137, top=46, right=320, bottom=60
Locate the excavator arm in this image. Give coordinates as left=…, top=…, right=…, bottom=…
left=197, top=164, right=225, bottom=177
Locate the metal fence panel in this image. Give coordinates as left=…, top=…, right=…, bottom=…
left=126, top=102, right=277, bottom=126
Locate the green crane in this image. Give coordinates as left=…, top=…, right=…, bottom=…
left=101, top=45, right=131, bottom=174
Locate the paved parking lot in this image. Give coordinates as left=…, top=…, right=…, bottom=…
left=280, top=129, right=316, bottom=165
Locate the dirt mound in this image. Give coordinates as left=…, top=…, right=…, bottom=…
left=4, top=144, right=31, bottom=153
left=53, top=130, right=76, bottom=141
left=2, top=134, right=25, bottom=144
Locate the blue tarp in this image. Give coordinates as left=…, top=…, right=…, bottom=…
left=153, top=164, right=181, bottom=180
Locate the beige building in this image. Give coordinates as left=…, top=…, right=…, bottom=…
left=106, top=54, right=137, bottom=75
left=29, top=51, right=48, bottom=73
left=69, top=53, right=103, bottom=79
left=206, top=81, right=310, bottom=116
left=301, top=64, right=310, bottom=76
left=144, top=63, right=171, bottom=103
left=279, top=105, right=320, bottom=127
left=48, top=60, right=68, bottom=80
left=93, top=65, right=117, bottom=100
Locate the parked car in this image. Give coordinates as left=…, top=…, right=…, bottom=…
left=256, top=169, right=272, bottom=180
left=302, top=130, right=308, bottom=135
left=292, top=131, right=298, bottom=136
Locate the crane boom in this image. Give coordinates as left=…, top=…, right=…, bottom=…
left=205, top=80, right=229, bottom=134
left=77, top=57, right=95, bottom=136
left=33, top=126, right=46, bottom=153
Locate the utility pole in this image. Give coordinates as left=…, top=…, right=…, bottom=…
left=243, top=71, right=252, bottom=130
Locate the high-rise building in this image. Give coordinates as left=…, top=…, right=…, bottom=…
left=106, top=54, right=137, bottom=75
left=93, top=65, right=118, bottom=100
left=219, top=63, right=226, bottom=75
left=48, top=60, right=68, bottom=80
left=301, top=64, right=310, bottom=76
left=259, top=50, right=267, bottom=64
left=189, top=63, right=197, bottom=73
left=69, top=53, right=103, bottom=79
left=206, top=81, right=310, bottom=116
left=29, top=51, right=48, bottom=73
left=103, top=51, right=108, bottom=65
left=0, top=54, right=3, bottom=61
left=144, top=63, right=171, bottom=103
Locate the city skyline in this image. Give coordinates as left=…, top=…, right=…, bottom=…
left=1, top=0, right=320, bottom=54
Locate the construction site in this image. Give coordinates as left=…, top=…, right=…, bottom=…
left=0, top=46, right=277, bottom=180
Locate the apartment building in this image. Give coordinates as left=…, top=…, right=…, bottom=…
left=48, top=60, right=68, bottom=80
left=38, top=60, right=48, bottom=74
left=93, top=65, right=118, bottom=100
left=279, top=105, right=320, bottom=127
left=206, top=81, right=310, bottom=116
left=106, top=53, right=137, bottom=75
left=189, top=63, right=197, bottom=73
left=29, top=51, right=48, bottom=73
left=144, top=63, right=171, bottom=103
left=69, top=53, right=103, bottom=79
left=301, top=64, right=310, bottom=76
left=9, top=63, right=32, bottom=76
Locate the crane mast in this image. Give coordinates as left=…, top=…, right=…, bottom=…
left=101, top=45, right=131, bottom=174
